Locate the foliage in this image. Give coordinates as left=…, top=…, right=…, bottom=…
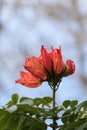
left=0, top=93, right=87, bottom=130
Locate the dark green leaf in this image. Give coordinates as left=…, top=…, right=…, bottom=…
left=0, top=109, right=8, bottom=120
left=43, top=97, right=53, bottom=103
left=64, top=118, right=87, bottom=130
left=12, top=93, right=19, bottom=104
left=6, top=101, right=13, bottom=107
left=17, top=104, right=33, bottom=112
left=77, top=122, right=87, bottom=130
left=63, top=100, right=70, bottom=108
left=0, top=109, right=10, bottom=129
left=23, top=118, right=47, bottom=130
left=20, top=97, right=30, bottom=102
left=70, top=100, right=78, bottom=108
left=5, top=114, right=26, bottom=130
left=34, top=98, right=42, bottom=106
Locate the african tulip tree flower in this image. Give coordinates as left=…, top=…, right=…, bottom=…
left=16, top=71, right=41, bottom=88
left=15, top=46, right=75, bottom=88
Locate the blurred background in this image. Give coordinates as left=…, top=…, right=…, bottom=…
left=0, top=0, right=87, bottom=107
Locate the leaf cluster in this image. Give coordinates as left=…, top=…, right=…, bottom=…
left=0, top=94, right=87, bottom=130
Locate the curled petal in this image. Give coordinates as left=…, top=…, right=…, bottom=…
left=15, top=71, right=41, bottom=88
left=24, top=56, right=47, bottom=80
left=49, top=47, right=63, bottom=74
left=40, top=46, right=52, bottom=71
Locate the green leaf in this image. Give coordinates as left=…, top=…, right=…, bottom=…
left=12, top=93, right=19, bottom=104
left=43, top=97, right=53, bottom=103
left=64, top=118, right=87, bottom=130
left=6, top=100, right=13, bottom=107
left=77, top=122, right=87, bottom=130
left=34, top=98, right=42, bottom=106
left=17, top=104, right=32, bottom=112
left=0, top=109, right=10, bottom=129
left=63, top=100, right=70, bottom=108
left=70, top=100, right=78, bottom=108
left=20, top=99, right=34, bottom=106
left=5, top=114, right=26, bottom=130
left=42, top=97, right=53, bottom=108
left=16, top=115, right=26, bottom=130
left=17, top=104, right=39, bottom=116
left=75, top=101, right=87, bottom=114
left=0, top=109, right=7, bottom=120
left=20, top=97, right=30, bottom=102
left=23, top=118, right=47, bottom=130
left=34, top=97, right=52, bottom=108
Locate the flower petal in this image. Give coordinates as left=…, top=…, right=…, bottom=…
left=49, top=47, right=63, bottom=74
left=40, top=46, right=52, bottom=71
left=24, top=56, right=47, bottom=80
left=15, top=71, right=41, bottom=88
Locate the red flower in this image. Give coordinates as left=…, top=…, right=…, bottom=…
left=16, top=45, right=75, bottom=88
left=24, top=56, right=47, bottom=80
left=15, top=71, right=41, bottom=88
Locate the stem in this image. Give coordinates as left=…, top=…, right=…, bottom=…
left=53, top=85, right=56, bottom=114
left=52, top=85, right=56, bottom=130
left=49, top=81, right=61, bottom=130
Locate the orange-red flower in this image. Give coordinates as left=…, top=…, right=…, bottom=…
left=24, top=56, right=47, bottom=80
left=15, top=71, right=41, bottom=88
left=16, top=45, right=75, bottom=88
